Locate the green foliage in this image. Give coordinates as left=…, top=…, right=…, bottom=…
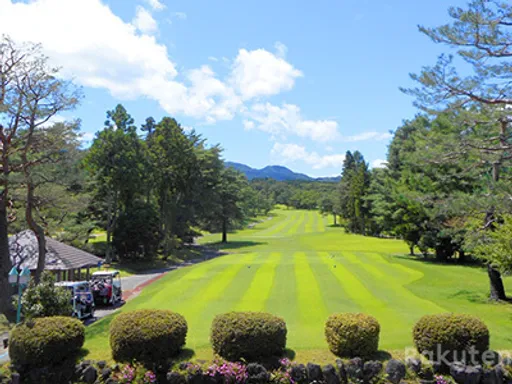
left=0, top=313, right=10, bottom=333
left=112, top=200, right=160, bottom=259
left=325, top=313, right=380, bottom=358
left=110, top=309, right=188, bottom=365
left=465, top=215, right=512, bottom=274
left=210, top=312, right=287, bottom=361
left=413, top=313, right=489, bottom=364
left=15, top=272, right=72, bottom=320
left=250, top=179, right=337, bottom=211
left=339, top=151, right=373, bottom=235
left=9, top=316, right=85, bottom=369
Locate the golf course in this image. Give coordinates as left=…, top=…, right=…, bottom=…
left=84, top=207, right=512, bottom=361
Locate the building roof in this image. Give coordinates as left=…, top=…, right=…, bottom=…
left=9, top=230, right=103, bottom=271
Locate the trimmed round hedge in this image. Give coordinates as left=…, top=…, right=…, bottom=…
left=413, top=313, right=489, bottom=364
left=9, top=316, right=85, bottom=368
left=110, top=309, right=187, bottom=364
left=325, top=313, right=380, bottom=358
left=211, top=312, right=287, bottom=361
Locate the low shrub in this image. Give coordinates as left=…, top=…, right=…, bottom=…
left=325, top=313, right=380, bottom=358
left=8, top=316, right=85, bottom=369
left=413, top=313, right=489, bottom=364
left=210, top=312, right=287, bottom=361
left=110, top=309, right=187, bottom=365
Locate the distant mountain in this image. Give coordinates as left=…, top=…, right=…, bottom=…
left=225, top=162, right=340, bottom=182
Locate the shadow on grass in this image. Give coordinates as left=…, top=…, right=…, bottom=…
left=78, top=347, right=90, bottom=360
left=327, top=224, right=343, bottom=228
left=206, top=241, right=266, bottom=251
left=171, top=348, right=196, bottom=364
left=372, top=350, right=392, bottom=361
left=284, top=349, right=296, bottom=360
left=448, top=289, right=488, bottom=304
left=394, top=254, right=483, bottom=269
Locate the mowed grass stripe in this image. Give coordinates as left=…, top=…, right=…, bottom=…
left=343, top=252, right=445, bottom=316
left=360, top=253, right=424, bottom=285
left=294, top=252, right=329, bottom=347
left=124, top=257, right=227, bottom=309
left=317, top=212, right=326, bottom=232
left=313, top=252, right=361, bottom=314
left=319, top=252, right=409, bottom=349
left=178, top=253, right=257, bottom=319
left=304, top=210, right=315, bottom=233
left=259, top=211, right=296, bottom=237
left=287, top=211, right=306, bottom=235
left=236, top=252, right=281, bottom=311
left=84, top=258, right=224, bottom=357
left=265, top=252, right=299, bottom=341
left=188, top=253, right=262, bottom=348
left=276, top=211, right=301, bottom=236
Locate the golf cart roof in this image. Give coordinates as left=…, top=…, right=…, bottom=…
left=55, top=281, right=90, bottom=287
left=91, top=270, right=120, bottom=277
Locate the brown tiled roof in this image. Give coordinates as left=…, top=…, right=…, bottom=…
left=10, top=230, right=102, bottom=271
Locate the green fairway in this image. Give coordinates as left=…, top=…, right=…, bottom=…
left=84, top=208, right=512, bottom=361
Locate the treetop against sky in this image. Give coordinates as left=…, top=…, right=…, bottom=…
left=0, top=0, right=469, bottom=177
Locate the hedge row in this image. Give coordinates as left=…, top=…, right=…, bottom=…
left=9, top=310, right=491, bottom=370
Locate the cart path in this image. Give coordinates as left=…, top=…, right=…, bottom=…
left=91, top=268, right=173, bottom=323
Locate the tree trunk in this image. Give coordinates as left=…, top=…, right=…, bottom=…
left=409, top=245, right=415, bottom=256
left=458, top=250, right=465, bottom=264
left=221, top=218, right=227, bottom=243
left=333, top=214, right=337, bottom=226
left=105, top=191, right=118, bottom=264
left=26, top=179, right=46, bottom=284
left=0, top=198, right=12, bottom=316
left=488, top=264, right=507, bottom=301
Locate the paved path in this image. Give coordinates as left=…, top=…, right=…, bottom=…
left=86, top=268, right=174, bottom=324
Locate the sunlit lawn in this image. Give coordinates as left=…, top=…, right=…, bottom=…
left=84, top=208, right=512, bottom=363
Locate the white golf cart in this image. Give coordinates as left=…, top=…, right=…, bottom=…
left=90, top=270, right=122, bottom=306
left=55, top=281, right=95, bottom=320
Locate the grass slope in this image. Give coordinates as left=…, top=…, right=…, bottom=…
left=84, top=208, right=512, bottom=362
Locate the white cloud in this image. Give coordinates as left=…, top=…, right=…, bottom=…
left=0, top=0, right=177, bottom=98
left=174, top=12, right=187, bottom=20
left=243, top=120, right=255, bottom=130
left=133, top=6, right=158, bottom=35
left=80, top=132, right=95, bottom=143
left=40, top=114, right=67, bottom=128
left=343, top=131, right=392, bottom=142
left=246, top=103, right=339, bottom=142
left=145, top=0, right=165, bottom=11
left=208, top=56, right=219, bottom=62
left=0, top=0, right=243, bottom=123
left=274, top=41, right=287, bottom=58
left=231, top=47, right=302, bottom=100
left=271, top=143, right=346, bottom=169
left=0, top=0, right=342, bottom=136
left=371, top=159, right=388, bottom=168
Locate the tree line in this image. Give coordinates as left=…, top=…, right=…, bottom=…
left=328, top=0, right=512, bottom=301
left=0, top=37, right=270, bottom=316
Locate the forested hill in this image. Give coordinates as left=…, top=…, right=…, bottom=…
left=226, top=162, right=340, bottom=182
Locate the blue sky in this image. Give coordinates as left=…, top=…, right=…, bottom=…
left=0, top=0, right=468, bottom=177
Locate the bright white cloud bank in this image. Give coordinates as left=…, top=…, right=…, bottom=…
left=0, top=0, right=301, bottom=125
left=231, top=49, right=302, bottom=100
left=272, top=143, right=347, bottom=169
left=371, top=159, right=388, bottom=168
left=145, top=0, right=165, bottom=11
left=133, top=6, right=158, bottom=35
left=245, top=103, right=339, bottom=142
left=272, top=144, right=390, bottom=170
left=0, top=0, right=393, bottom=163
